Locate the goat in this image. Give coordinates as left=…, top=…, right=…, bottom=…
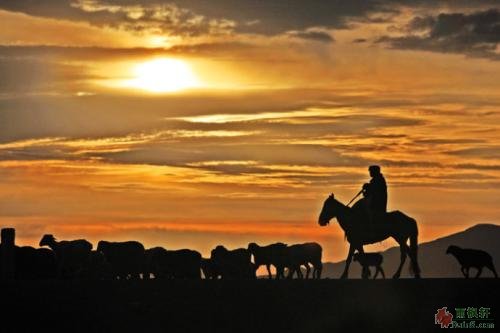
left=353, top=252, right=385, bottom=279
left=446, top=245, right=498, bottom=278
left=285, top=242, right=323, bottom=279
left=248, top=242, right=288, bottom=279
left=39, top=234, right=92, bottom=279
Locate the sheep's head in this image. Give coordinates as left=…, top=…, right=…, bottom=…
left=39, top=234, right=55, bottom=247
left=446, top=245, right=460, bottom=254
left=247, top=242, right=258, bottom=253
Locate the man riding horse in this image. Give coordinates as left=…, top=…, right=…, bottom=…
left=362, top=165, right=387, bottom=225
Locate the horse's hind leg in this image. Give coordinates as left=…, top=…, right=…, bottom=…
left=373, top=267, right=379, bottom=279
left=380, top=266, right=386, bottom=279
left=393, top=242, right=408, bottom=279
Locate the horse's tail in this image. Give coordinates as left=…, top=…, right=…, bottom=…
left=408, top=216, right=421, bottom=277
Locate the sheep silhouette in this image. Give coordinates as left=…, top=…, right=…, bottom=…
left=248, top=242, right=288, bottom=279
left=97, top=240, right=145, bottom=280
left=147, top=247, right=201, bottom=279
left=446, top=245, right=498, bottom=278
left=353, top=252, right=385, bottom=279
left=211, top=245, right=255, bottom=279
left=39, top=234, right=92, bottom=279
left=285, top=242, right=323, bottom=279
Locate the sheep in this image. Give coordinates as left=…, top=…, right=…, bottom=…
left=353, top=252, right=386, bottom=279
left=39, top=234, right=92, bottom=279
left=248, top=242, right=288, bottom=279
left=147, top=247, right=201, bottom=279
left=14, top=246, right=57, bottom=280
left=210, top=245, right=255, bottom=279
left=446, top=245, right=498, bottom=278
left=97, top=240, right=145, bottom=280
left=285, top=242, right=323, bottom=279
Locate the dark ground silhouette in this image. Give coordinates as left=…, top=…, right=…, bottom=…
left=0, top=279, right=497, bottom=333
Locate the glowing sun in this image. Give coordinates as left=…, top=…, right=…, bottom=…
left=128, top=58, right=200, bottom=93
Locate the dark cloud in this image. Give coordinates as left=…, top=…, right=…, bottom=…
left=446, top=146, right=500, bottom=159
left=352, top=38, right=368, bottom=43
left=91, top=143, right=369, bottom=168
left=378, top=9, right=500, bottom=60
left=0, top=0, right=390, bottom=37
left=286, top=30, right=334, bottom=43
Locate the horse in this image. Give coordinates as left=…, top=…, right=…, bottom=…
left=318, top=193, right=421, bottom=279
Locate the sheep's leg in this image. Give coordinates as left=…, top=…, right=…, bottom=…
left=393, top=242, right=409, bottom=279
left=266, top=264, right=272, bottom=279
left=475, top=267, right=483, bottom=278
left=315, top=262, right=323, bottom=279
left=297, top=266, right=304, bottom=279
left=465, top=267, right=470, bottom=278
left=304, top=263, right=311, bottom=279
left=373, top=266, right=380, bottom=279
left=461, top=267, right=467, bottom=278
left=380, top=266, right=386, bottom=279
left=340, top=245, right=355, bottom=279
left=486, top=263, right=498, bottom=278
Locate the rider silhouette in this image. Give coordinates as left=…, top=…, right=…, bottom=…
left=362, top=165, right=387, bottom=224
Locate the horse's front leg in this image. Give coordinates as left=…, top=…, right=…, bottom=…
left=340, top=245, right=356, bottom=279
left=393, top=243, right=408, bottom=279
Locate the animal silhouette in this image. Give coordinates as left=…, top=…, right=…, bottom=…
left=97, top=240, right=145, bottom=280
left=146, top=247, right=201, bottom=279
left=446, top=245, right=498, bottom=278
left=353, top=252, right=385, bottom=279
left=210, top=245, right=255, bottom=279
left=248, top=242, right=288, bottom=279
left=285, top=242, right=323, bottom=279
left=39, top=234, right=92, bottom=279
left=318, top=194, right=421, bottom=279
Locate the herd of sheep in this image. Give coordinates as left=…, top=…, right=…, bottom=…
left=1, top=234, right=323, bottom=280
left=2, top=233, right=497, bottom=280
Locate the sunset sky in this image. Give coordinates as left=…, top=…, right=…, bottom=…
left=1, top=0, right=499, bottom=262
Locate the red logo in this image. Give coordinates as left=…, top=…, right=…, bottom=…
left=435, top=307, right=454, bottom=328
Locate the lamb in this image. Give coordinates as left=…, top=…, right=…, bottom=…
left=97, top=240, right=145, bottom=280
left=285, top=242, right=323, bottom=279
left=39, top=234, right=92, bottom=279
left=446, top=245, right=498, bottom=278
left=147, top=247, right=201, bottom=279
left=248, top=242, right=288, bottom=279
left=210, top=245, right=255, bottom=279
left=353, top=252, right=385, bottom=279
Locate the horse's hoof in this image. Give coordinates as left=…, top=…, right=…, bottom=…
left=392, top=274, right=400, bottom=279
left=340, top=274, right=348, bottom=279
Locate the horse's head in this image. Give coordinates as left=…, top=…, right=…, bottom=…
left=318, top=193, right=340, bottom=226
